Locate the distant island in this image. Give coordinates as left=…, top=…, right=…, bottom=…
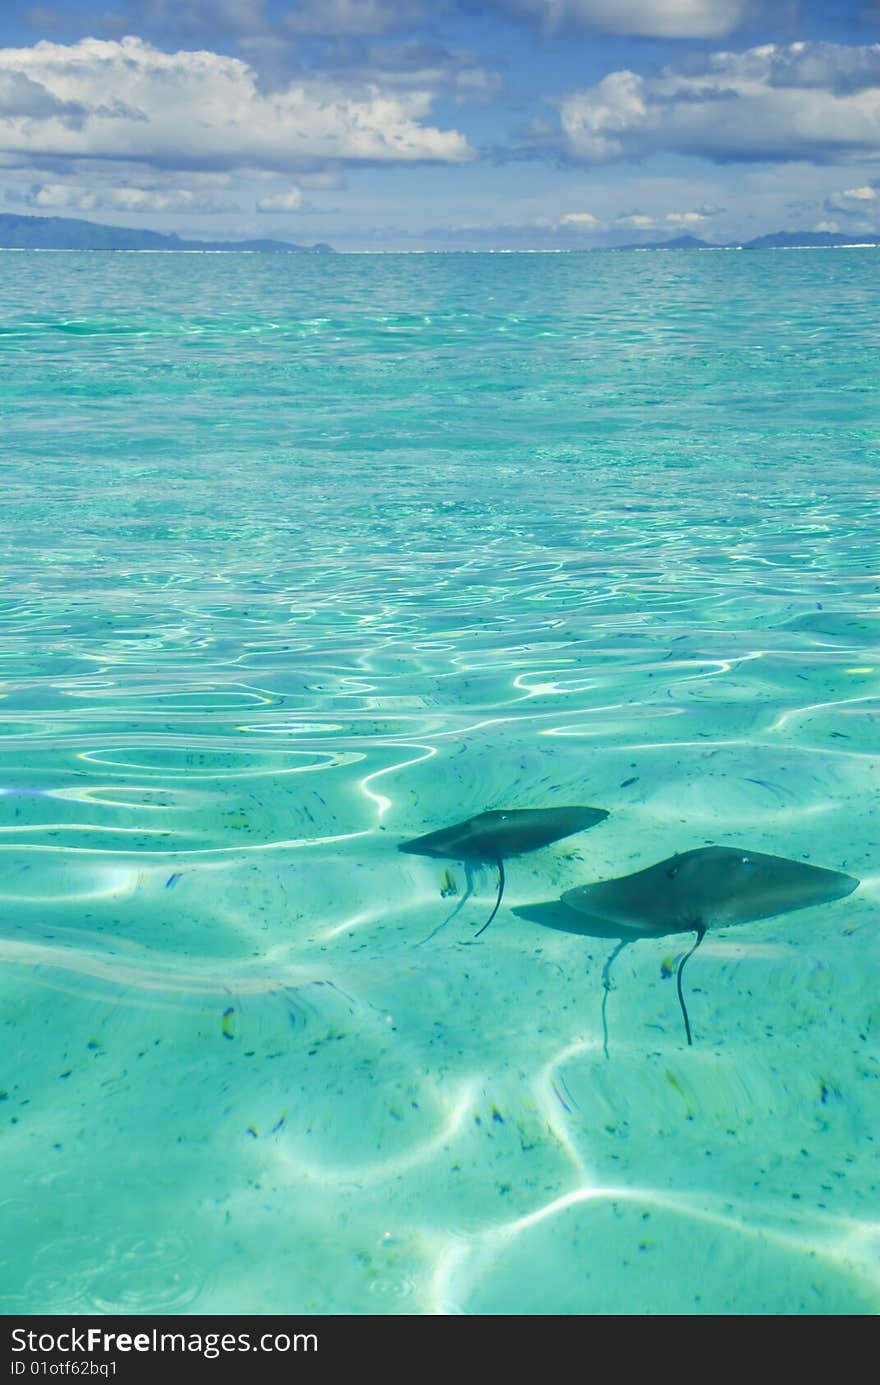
left=610, top=230, right=880, bottom=252
left=0, top=213, right=333, bottom=253
left=0, top=212, right=877, bottom=253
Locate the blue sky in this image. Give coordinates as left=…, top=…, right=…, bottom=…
left=0, top=1, right=878, bottom=247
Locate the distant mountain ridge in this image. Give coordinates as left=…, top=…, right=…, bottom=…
left=611, top=229, right=880, bottom=251
left=0, top=211, right=877, bottom=253
left=0, top=213, right=333, bottom=252
left=738, top=230, right=880, bottom=249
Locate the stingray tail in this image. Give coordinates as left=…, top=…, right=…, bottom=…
left=473, top=860, right=505, bottom=938
left=676, top=923, right=706, bottom=1047
left=416, top=863, right=475, bottom=945
left=600, top=938, right=629, bottom=1061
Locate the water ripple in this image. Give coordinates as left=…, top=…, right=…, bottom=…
left=2, top=249, right=879, bottom=1314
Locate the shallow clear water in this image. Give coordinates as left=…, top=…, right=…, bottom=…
left=1, top=248, right=878, bottom=1315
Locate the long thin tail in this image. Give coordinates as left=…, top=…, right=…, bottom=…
left=676, top=924, right=706, bottom=1046
left=416, top=863, right=474, bottom=945
left=473, top=860, right=505, bottom=938
left=600, top=938, right=630, bottom=1060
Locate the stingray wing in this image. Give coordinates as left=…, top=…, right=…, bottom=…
left=399, top=805, right=609, bottom=863
left=561, top=845, right=859, bottom=935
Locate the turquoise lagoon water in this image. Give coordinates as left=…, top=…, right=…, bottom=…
left=1, top=248, right=878, bottom=1316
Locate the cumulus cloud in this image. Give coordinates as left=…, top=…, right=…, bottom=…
left=469, top=0, right=748, bottom=39
left=826, top=182, right=878, bottom=211
left=0, top=67, right=86, bottom=120
left=410, top=205, right=718, bottom=245
left=0, top=36, right=473, bottom=173
left=822, top=181, right=879, bottom=229
left=12, top=182, right=97, bottom=211
left=8, top=180, right=237, bottom=213
left=255, top=188, right=303, bottom=212
left=527, top=209, right=709, bottom=235
left=559, top=210, right=599, bottom=226
left=615, top=209, right=709, bottom=229
left=559, top=42, right=880, bottom=165
left=664, top=209, right=709, bottom=224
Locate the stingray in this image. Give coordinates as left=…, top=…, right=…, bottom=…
left=399, top=805, right=609, bottom=941
left=516, top=846, right=859, bottom=1050
left=557, top=846, right=859, bottom=1046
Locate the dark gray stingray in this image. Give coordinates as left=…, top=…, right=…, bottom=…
left=520, top=846, right=859, bottom=1047
left=399, top=805, right=609, bottom=941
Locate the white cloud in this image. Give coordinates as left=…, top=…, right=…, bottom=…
left=0, top=36, right=473, bottom=173
left=614, top=208, right=708, bottom=230
left=556, top=207, right=707, bottom=233
left=481, top=0, right=747, bottom=39
left=256, top=188, right=303, bottom=212
left=101, top=185, right=230, bottom=212
left=824, top=181, right=879, bottom=222
left=829, top=183, right=877, bottom=204
left=13, top=181, right=236, bottom=213
left=559, top=42, right=880, bottom=166
left=0, top=67, right=82, bottom=118
left=27, top=183, right=98, bottom=211
left=559, top=210, right=599, bottom=226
